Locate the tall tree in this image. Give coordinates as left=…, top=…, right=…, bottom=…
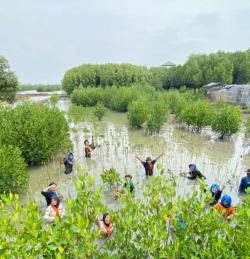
left=0, top=56, right=18, bottom=103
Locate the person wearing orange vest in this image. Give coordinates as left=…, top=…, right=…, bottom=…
left=95, top=213, right=113, bottom=237
left=213, top=194, right=235, bottom=219
left=44, top=196, right=64, bottom=223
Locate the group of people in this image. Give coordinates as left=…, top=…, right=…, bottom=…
left=42, top=143, right=250, bottom=236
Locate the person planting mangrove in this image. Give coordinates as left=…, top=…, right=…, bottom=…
left=95, top=213, right=113, bottom=237
left=124, top=174, right=135, bottom=193
left=179, top=164, right=206, bottom=180
left=213, top=194, right=235, bottom=219
left=238, top=169, right=250, bottom=194
left=209, top=183, right=225, bottom=206
left=64, top=152, right=74, bottom=174
left=84, top=136, right=95, bottom=158
left=136, top=152, right=163, bottom=176
left=41, top=182, right=58, bottom=206
left=44, top=196, right=64, bottom=223
left=115, top=174, right=135, bottom=196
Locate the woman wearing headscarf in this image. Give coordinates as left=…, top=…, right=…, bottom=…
left=180, top=164, right=206, bottom=180
left=44, top=196, right=64, bottom=223
left=213, top=194, right=235, bottom=219
left=209, top=183, right=225, bottom=206
left=95, top=213, right=113, bottom=237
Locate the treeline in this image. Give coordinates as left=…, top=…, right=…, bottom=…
left=61, top=49, right=250, bottom=94
left=62, top=64, right=150, bottom=94
left=18, top=84, right=62, bottom=92
left=151, top=49, right=250, bottom=89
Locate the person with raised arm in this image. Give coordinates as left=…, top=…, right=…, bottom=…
left=136, top=152, right=163, bottom=176
left=84, top=136, right=95, bottom=158
left=95, top=213, right=113, bottom=237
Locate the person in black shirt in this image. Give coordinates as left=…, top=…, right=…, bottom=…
left=41, top=182, right=58, bottom=206
left=136, top=153, right=163, bottom=176
left=209, top=183, right=225, bottom=206
left=180, top=164, right=206, bottom=180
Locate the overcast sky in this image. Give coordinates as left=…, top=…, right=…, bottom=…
left=1, top=0, right=250, bottom=84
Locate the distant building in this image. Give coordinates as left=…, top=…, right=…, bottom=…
left=161, top=61, right=176, bottom=67
left=204, top=83, right=250, bottom=107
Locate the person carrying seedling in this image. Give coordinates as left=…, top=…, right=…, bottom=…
left=64, top=152, right=74, bottom=174
left=213, top=194, right=235, bottom=219
left=44, top=196, right=64, bottom=223
left=179, top=164, right=206, bottom=180
left=209, top=183, right=225, bottom=206
left=238, top=169, right=250, bottom=194
left=84, top=136, right=95, bottom=158
left=95, top=213, right=113, bottom=237
left=115, top=174, right=135, bottom=197
left=41, top=182, right=58, bottom=206
left=136, top=152, right=163, bottom=176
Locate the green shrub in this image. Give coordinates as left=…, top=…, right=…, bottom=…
left=0, top=174, right=249, bottom=257
left=212, top=102, right=241, bottom=138
left=179, top=100, right=212, bottom=131
left=246, top=117, right=250, bottom=137
left=127, top=98, right=149, bottom=127
left=49, top=94, right=59, bottom=106
left=71, top=87, right=104, bottom=107
left=146, top=99, right=169, bottom=133
left=94, top=102, right=106, bottom=121
left=101, top=168, right=121, bottom=187
left=0, top=103, right=71, bottom=164
left=0, top=145, right=28, bottom=194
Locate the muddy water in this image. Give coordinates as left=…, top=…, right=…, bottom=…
left=22, top=97, right=250, bottom=207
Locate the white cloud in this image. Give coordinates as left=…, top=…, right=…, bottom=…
left=0, top=0, right=250, bottom=83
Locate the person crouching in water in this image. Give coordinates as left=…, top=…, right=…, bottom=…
left=209, top=183, right=225, bottom=206
left=136, top=153, right=163, bottom=176
left=115, top=174, right=135, bottom=197
left=64, top=152, right=74, bottom=174
left=180, top=164, right=206, bottom=180
left=124, top=174, right=135, bottom=193
left=95, top=213, right=113, bottom=237
left=44, top=196, right=64, bottom=223
left=213, top=194, right=235, bottom=219
left=84, top=136, right=95, bottom=158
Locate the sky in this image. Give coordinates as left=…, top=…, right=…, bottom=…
left=1, top=0, right=250, bottom=84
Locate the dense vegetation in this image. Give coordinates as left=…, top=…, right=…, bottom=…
left=0, top=145, right=28, bottom=194
left=0, top=174, right=249, bottom=258
left=71, top=85, right=242, bottom=137
left=150, top=49, right=250, bottom=89
left=0, top=56, right=18, bottom=103
left=18, top=84, right=62, bottom=92
left=62, top=50, right=250, bottom=95
left=0, top=103, right=71, bottom=165
left=62, top=64, right=150, bottom=94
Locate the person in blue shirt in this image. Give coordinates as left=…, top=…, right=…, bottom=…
left=238, top=169, right=250, bottom=194
left=64, top=152, right=74, bottom=174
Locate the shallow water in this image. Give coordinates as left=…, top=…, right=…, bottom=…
left=22, top=97, right=250, bottom=207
